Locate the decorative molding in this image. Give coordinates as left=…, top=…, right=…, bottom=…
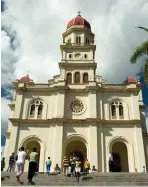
left=3, top=131, right=11, bottom=137
left=8, top=104, right=15, bottom=110
left=9, top=118, right=142, bottom=125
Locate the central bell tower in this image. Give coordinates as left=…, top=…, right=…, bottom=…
left=59, top=13, right=97, bottom=85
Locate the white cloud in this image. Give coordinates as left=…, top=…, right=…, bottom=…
left=1, top=0, right=148, bottom=84
left=1, top=0, right=148, bottom=130
left=1, top=97, right=10, bottom=130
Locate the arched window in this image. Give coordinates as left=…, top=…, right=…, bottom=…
left=30, top=104, right=35, bottom=117
left=75, top=72, right=80, bottom=83
left=84, top=54, right=87, bottom=59
left=119, top=102, right=124, bottom=118
left=29, top=100, right=43, bottom=119
left=110, top=101, right=124, bottom=119
left=111, top=104, right=116, bottom=118
left=69, top=54, right=72, bottom=59
left=37, top=102, right=43, bottom=117
left=83, top=73, right=88, bottom=83
left=66, top=73, right=72, bottom=84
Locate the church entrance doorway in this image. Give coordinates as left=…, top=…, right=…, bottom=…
left=112, top=142, right=129, bottom=172
left=25, top=141, right=40, bottom=172
left=64, top=140, right=87, bottom=170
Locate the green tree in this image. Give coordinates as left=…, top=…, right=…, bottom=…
left=130, top=27, right=148, bottom=85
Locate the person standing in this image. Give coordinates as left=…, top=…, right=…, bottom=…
left=16, top=147, right=27, bottom=182
left=84, top=159, right=90, bottom=174
left=63, top=156, right=69, bottom=176
left=75, top=157, right=81, bottom=182
left=1, top=157, right=5, bottom=171
left=7, top=153, right=15, bottom=172
left=27, top=147, right=38, bottom=185
left=46, top=157, right=52, bottom=176
left=108, top=152, right=113, bottom=172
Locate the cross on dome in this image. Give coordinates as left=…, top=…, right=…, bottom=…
left=77, top=11, right=81, bottom=16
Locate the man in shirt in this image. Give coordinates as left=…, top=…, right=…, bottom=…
left=7, top=153, right=15, bottom=172
left=75, top=157, right=81, bottom=182
left=63, top=156, right=69, bottom=176
left=16, top=147, right=27, bottom=182
left=27, top=147, right=38, bottom=185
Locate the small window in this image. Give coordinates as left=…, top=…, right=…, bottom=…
left=38, top=102, right=43, bottom=116
left=75, top=72, right=80, bottom=83
left=69, top=54, right=72, bottom=58
left=30, top=104, right=35, bottom=116
left=86, top=38, right=90, bottom=44
left=67, top=39, right=71, bottom=43
left=119, top=104, right=124, bottom=117
left=83, top=73, right=88, bottom=83
left=66, top=73, right=72, bottom=84
left=76, top=36, right=81, bottom=44
left=111, top=104, right=116, bottom=117
left=84, top=54, right=87, bottom=58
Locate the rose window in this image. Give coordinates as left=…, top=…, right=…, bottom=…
left=70, top=99, right=84, bottom=113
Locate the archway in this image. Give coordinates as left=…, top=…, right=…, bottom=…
left=20, top=136, right=45, bottom=172
left=64, top=140, right=87, bottom=171
left=112, top=142, right=129, bottom=172
left=25, top=141, right=40, bottom=171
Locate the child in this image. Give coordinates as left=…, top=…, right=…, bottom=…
left=142, top=166, right=146, bottom=172
left=46, top=157, right=52, bottom=176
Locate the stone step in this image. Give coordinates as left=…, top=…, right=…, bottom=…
left=2, top=172, right=148, bottom=186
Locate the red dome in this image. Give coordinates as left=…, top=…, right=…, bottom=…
left=125, top=77, right=138, bottom=83
left=19, top=74, right=32, bottom=83
left=67, top=15, right=91, bottom=30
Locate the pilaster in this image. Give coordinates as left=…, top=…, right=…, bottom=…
left=89, top=123, right=98, bottom=169
left=13, top=90, right=24, bottom=118
left=89, top=90, right=97, bottom=118
left=134, top=124, right=146, bottom=171
left=52, top=123, right=63, bottom=171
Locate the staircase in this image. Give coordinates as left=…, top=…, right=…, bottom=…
left=1, top=172, right=148, bottom=186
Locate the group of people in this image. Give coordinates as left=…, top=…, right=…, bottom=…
left=62, top=153, right=90, bottom=181
left=1, top=147, right=39, bottom=185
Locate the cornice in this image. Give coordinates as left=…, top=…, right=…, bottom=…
left=60, top=44, right=96, bottom=50
left=3, top=131, right=11, bottom=137
left=59, top=62, right=97, bottom=68
left=9, top=118, right=142, bottom=125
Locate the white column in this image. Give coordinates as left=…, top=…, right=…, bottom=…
left=134, top=124, right=146, bottom=171
left=89, top=123, right=98, bottom=169
left=39, top=141, right=46, bottom=172
left=100, top=124, right=105, bottom=172
left=52, top=123, right=63, bottom=171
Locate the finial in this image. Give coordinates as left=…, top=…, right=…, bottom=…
left=26, top=70, right=30, bottom=76
left=77, top=11, right=81, bottom=16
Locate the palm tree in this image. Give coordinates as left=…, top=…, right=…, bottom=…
left=130, top=27, right=148, bottom=85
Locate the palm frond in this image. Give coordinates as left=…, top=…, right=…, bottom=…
left=136, top=26, right=148, bottom=32
left=144, top=60, right=148, bottom=85
left=130, top=40, right=148, bottom=64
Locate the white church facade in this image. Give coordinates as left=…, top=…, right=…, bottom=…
left=4, top=13, right=148, bottom=172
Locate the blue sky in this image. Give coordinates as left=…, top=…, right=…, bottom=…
left=1, top=0, right=148, bottom=147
